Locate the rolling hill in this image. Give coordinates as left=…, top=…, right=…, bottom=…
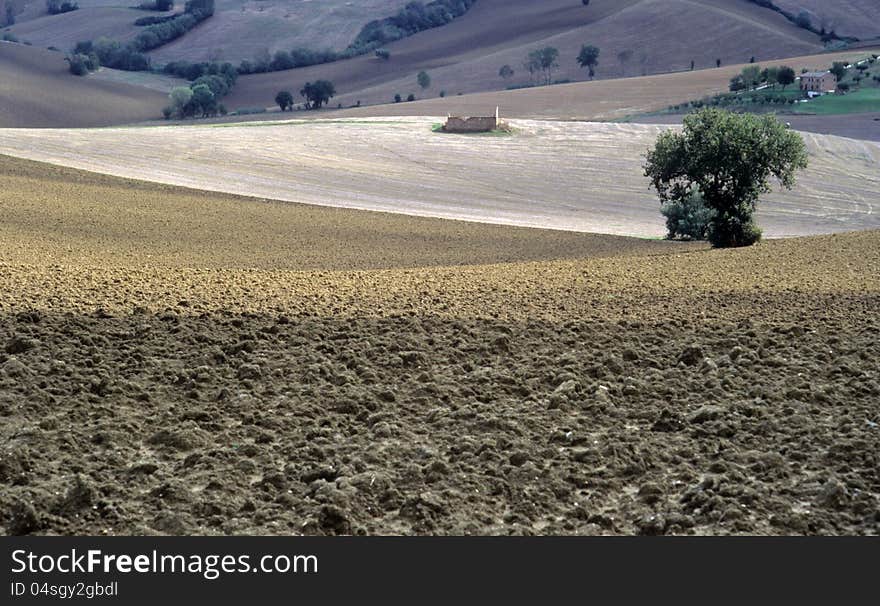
left=0, top=42, right=166, bottom=127
left=224, top=0, right=826, bottom=111
left=2, top=117, right=877, bottom=238
left=4, top=6, right=142, bottom=51
left=148, top=0, right=414, bottom=64
left=227, top=49, right=874, bottom=120
left=774, top=0, right=880, bottom=41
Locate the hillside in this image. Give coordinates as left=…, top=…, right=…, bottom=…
left=2, top=117, right=877, bottom=238
left=224, top=49, right=872, bottom=120
left=1, top=154, right=878, bottom=536
left=774, top=0, right=880, bottom=41
left=225, top=0, right=826, bottom=110
left=149, top=0, right=413, bottom=64
left=0, top=42, right=166, bottom=127
left=4, top=6, right=142, bottom=50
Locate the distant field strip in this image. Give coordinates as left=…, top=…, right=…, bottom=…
left=0, top=118, right=877, bottom=238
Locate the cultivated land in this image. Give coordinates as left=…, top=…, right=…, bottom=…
left=5, top=6, right=142, bottom=50
left=1, top=118, right=877, bottom=238
left=0, top=43, right=166, bottom=128
left=1, top=156, right=878, bottom=536
left=774, top=0, right=880, bottom=41
left=226, top=49, right=876, bottom=120
left=148, top=0, right=413, bottom=64
left=225, top=0, right=828, bottom=110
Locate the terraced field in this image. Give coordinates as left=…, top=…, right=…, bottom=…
left=1, top=118, right=877, bottom=238
left=1, top=156, right=878, bottom=536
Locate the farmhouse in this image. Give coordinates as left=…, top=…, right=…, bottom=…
left=443, top=107, right=505, bottom=133
left=800, top=71, right=837, bottom=94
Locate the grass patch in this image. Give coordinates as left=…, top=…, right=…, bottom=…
left=792, top=88, right=880, bottom=115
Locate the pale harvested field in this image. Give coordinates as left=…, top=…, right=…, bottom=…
left=1, top=118, right=877, bottom=238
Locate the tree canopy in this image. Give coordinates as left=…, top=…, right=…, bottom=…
left=645, top=109, right=808, bottom=248
left=525, top=47, right=559, bottom=85
left=275, top=90, right=294, bottom=111
left=300, top=80, right=336, bottom=109
left=577, top=45, right=600, bottom=79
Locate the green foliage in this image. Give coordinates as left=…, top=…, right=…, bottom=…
left=499, top=64, right=514, bottom=80
left=350, top=0, right=477, bottom=52
left=300, top=80, right=335, bottom=109
left=577, top=45, right=600, bottom=79
left=89, top=37, right=149, bottom=71
left=645, top=108, right=808, bottom=248
left=275, top=90, right=294, bottom=111
left=374, top=48, right=390, bottom=60
left=776, top=66, right=796, bottom=89
left=46, top=0, right=77, bottom=15
left=168, top=86, right=193, bottom=118
left=67, top=54, right=89, bottom=76
left=406, top=93, right=416, bottom=102
left=417, top=71, right=431, bottom=90
left=660, top=190, right=714, bottom=241
left=830, top=62, right=848, bottom=81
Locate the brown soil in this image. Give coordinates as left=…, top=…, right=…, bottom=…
left=1, top=157, right=878, bottom=536
left=0, top=43, right=166, bottom=129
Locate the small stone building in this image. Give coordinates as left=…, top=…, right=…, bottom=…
left=800, top=71, right=837, bottom=93
left=443, top=107, right=503, bottom=133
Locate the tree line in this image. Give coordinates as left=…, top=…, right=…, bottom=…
left=498, top=44, right=601, bottom=87
left=67, top=0, right=214, bottom=73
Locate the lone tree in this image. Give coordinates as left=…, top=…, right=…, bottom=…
left=776, top=65, right=796, bottom=90
left=499, top=64, right=514, bottom=80
left=577, top=45, right=600, bottom=79
left=645, top=108, right=808, bottom=248
left=275, top=90, right=294, bottom=111
left=300, top=80, right=335, bottom=109
left=417, top=70, right=431, bottom=90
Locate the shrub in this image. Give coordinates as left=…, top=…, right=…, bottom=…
left=406, top=93, right=415, bottom=102
left=660, top=190, right=714, bottom=240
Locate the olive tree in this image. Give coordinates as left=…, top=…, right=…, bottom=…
left=275, top=90, right=294, bottom=111
left=645, top=109, right=808, bottom=248
left=577, top=45, right=600, bottom=79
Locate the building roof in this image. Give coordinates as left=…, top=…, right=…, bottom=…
left=801, top=71, right=833, bottom=78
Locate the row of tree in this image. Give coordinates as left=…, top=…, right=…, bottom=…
left=239, top=0, right=477, bottom=77
left=729, top=64, right=796, bottom=92
left=132, top=0, right=214, bottom=53
left=68, top=0, right=213, bottom=72
left=275, top=80, right=337, bottom=111
left=499, top=44, right=601, bottom=87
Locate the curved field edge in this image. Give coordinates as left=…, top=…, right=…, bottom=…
left=0, top=118, right=877, bottom=239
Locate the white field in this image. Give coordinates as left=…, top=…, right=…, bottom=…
left=0, top=118, right=878, bottom=238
